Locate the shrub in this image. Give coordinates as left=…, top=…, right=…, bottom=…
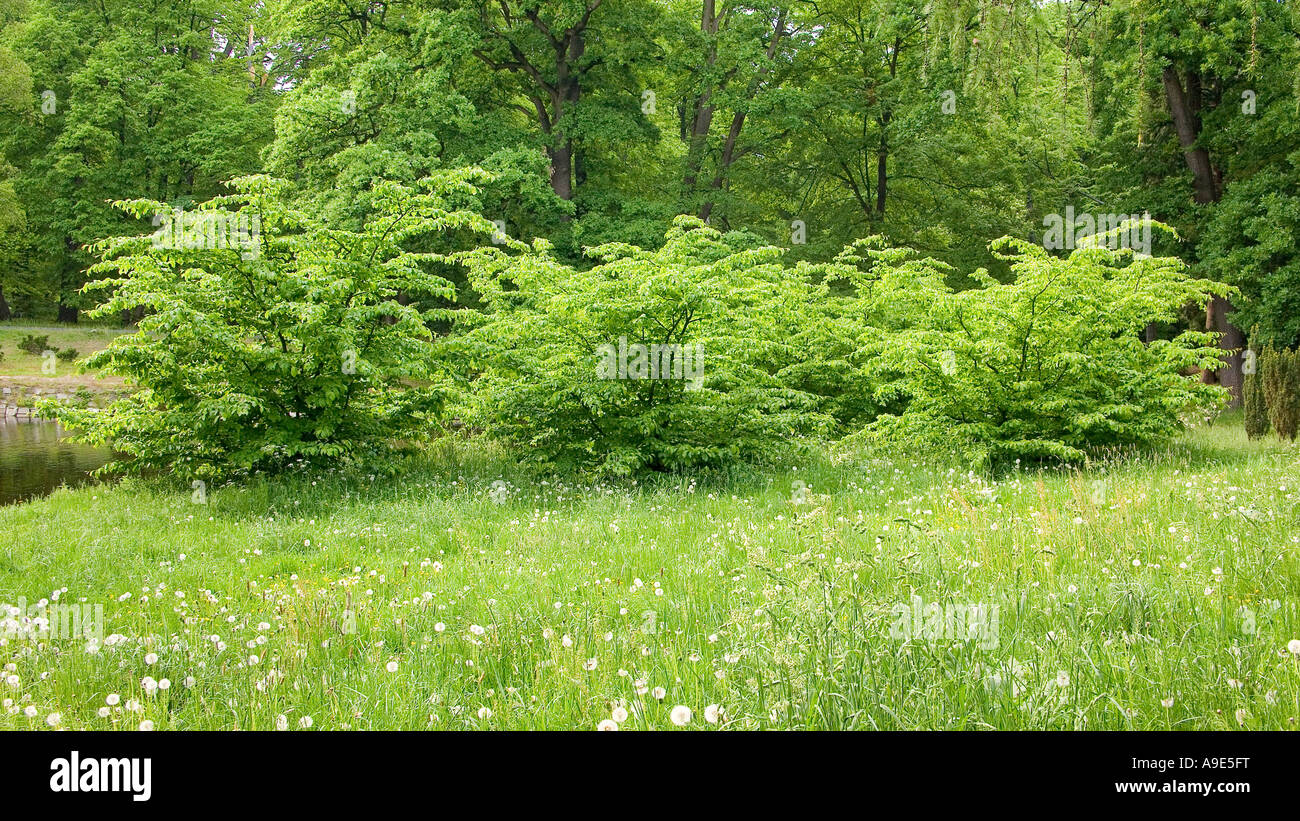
left=455, top=216, right=834, bottom=475
left=41, top=171, right=499, bottom=480
left=1242, top=328, right=1269, bottom=439
left=1261, top=345, right=1300, bottom=441
left=18, top=333, right=48, bottom=355
left=850, top=235, right=1232, bottom=468
left=55, top=347, right=78, bottom=362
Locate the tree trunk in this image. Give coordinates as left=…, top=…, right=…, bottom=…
left=682, top=0, right=719, bottom=202
left=0, top=286, right=10, bottom=321
left=57, top=302, right=78, bottom=324
left=1206, top=295, right=1245, bottom=403
left=473, top=1, right=603, bottom=204
left=1161, top=67, right=1217, bottom=205
left=548, top=143, right=573, bottom=201
left=699, top=110, right=745, bottom=222
left=875, top=37, right=900, bottom=219
left=699, top=8, right=787, bottom=222
left=875, top=143, right=888, bottom=217
left=549, top=21, right=586, bottom=202
left=1162, top=64, right=1242, bottom=405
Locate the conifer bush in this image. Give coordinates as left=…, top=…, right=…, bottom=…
left=1261, top=345, right=1300, bottom=441
left=1242, top=328, right=1270, bottom=440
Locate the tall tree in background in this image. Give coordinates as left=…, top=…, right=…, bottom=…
left=0, top=13, right=34, bottom=319
left=0, top=0, right=277, bottom=322
left=673, top=2, right=795, bottom=223
left=444, top=0, right=664, bottom=208
left=267, top=0, right=661, bottom=257
left=0, top=0, right=1295, bottom=330
left=1089, top=0, right=1299, bottom=404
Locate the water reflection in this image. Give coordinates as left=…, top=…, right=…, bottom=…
left=0, top=418, right=112, bottom=506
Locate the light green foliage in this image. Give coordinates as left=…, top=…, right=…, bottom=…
left=40, top=171, right=502, bottom=479
left=852, top=234, right=1232, bottom=467
left=456, top=216, right=834, bottom=474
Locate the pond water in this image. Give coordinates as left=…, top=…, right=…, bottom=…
left=0, top=418, right=112, bottom=506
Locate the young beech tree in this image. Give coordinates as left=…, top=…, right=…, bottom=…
left=41, top=171, right=500, bottom=479
left=851, top=229, right=1232, bottom=468
left=452, top=216, right=834, bottom=475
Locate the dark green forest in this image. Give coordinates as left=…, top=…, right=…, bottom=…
left=2, top=1, right=1298, bottom=437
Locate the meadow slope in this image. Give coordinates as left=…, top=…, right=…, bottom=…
left=2, top=422, right=1298, bottom=730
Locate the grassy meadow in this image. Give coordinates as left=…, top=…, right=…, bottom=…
left=0, top=323, right=128, bottom=410
left=0, top=323, right=126, bottom=378
left=2, top=417, right=1298, bottom=731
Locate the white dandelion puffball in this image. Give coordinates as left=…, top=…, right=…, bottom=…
left=1287, top=639, right=1300, bottom=657
left=386, top=661, right=399, bottom=673
left=651, top=686, right=666, bottom=701
left=704, top=704, right=721, bottom=724
left=138, top=720, right=154, bottom=731
left=275, top=714, right=288, bottom=731
left=597, top=719, right=619, bottom=731
left=612, top=706, right=628, bottom=723
left=670, top=705, right=692, bottom=726
left=298, top=715, right=313, bottom=729
left=144, top=653, right=158, bottom=665
left=477, top=707, right=493, bottom=720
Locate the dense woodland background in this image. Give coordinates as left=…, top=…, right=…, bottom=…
left=6, top=2, right=1300, bottom=739
left=1, top=0, right=1298, bottom=396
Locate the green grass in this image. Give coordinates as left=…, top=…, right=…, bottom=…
left=1, top=423, right=1298, bottom=730
left=0, top=323, right=125, bottom=379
